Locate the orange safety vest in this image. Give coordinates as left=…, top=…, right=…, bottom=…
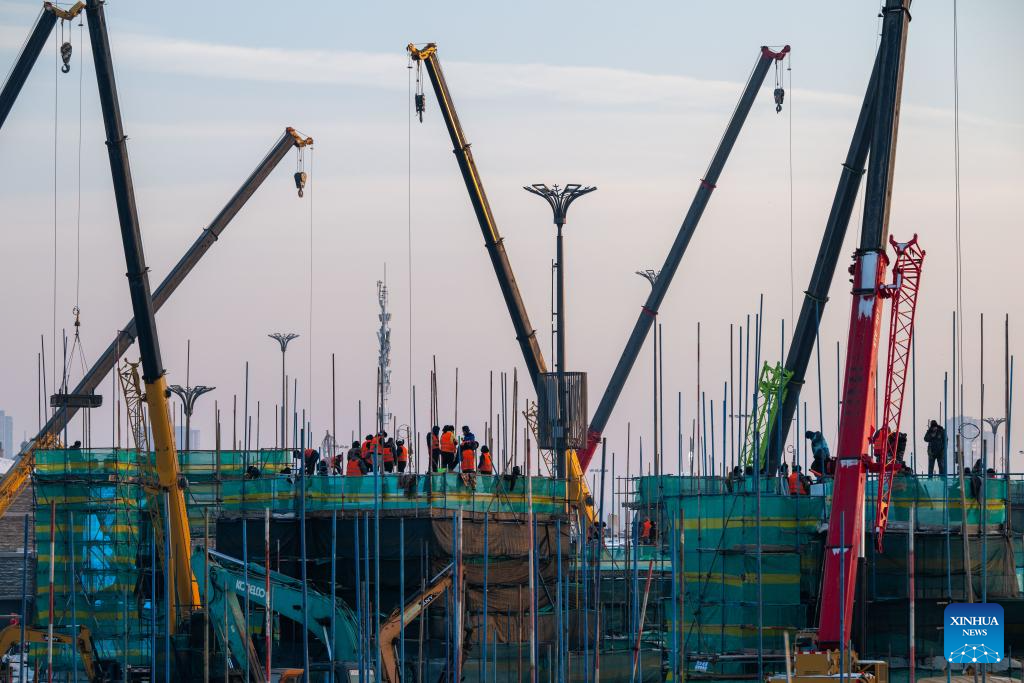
left=346, top=459, right=363, bottom=477
left=787, top=471, right=800, bottom=495
left=429, top=433, right=441, bottom=451
left=361, top=439, right=374, bottom=458
left=478, top=451, right=493, bottom=475
left=440, top=432, right=456, bottom=454
left=381, top=443, right=394, bottom=463
left=640, top=520, right=651, bottom=539
left=461, top=447, right=476, bottom=472
left=397, top=446, right=409, bottom=462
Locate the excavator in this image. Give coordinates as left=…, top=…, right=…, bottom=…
left=195, top=547, right=361, bottom=682
left=379, top=564, right=455, bottom=683
left=197, top=547, right=459, bottom=683
left=0, top=624, right=116, bottom=682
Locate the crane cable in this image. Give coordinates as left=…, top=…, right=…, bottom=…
left=407, top=56, right=415, bottom=426
left=952, top=0, right=965, bottom=403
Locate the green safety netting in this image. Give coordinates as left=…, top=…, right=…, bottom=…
left=216, top=472, right=566, bottom=515
left=30, top=449, right=566, bottom=675
left=627, top=472, right=1022, bottom=675
left=33, top=452, right=151, bottom=673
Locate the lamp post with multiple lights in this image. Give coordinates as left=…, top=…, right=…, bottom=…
left=268, top=333, right=300, bottom=449
left=524, top=183, right=596, bottom=478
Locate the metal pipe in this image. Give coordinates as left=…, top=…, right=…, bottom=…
left=764, top=51, right=882, bottom=473
left=579, top=45, right=789, bottom=472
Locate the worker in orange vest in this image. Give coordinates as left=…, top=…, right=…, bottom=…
left=439, top=426, right=457, bottom=471
left=478, top=445, right=494, bottom=475
left=640, top=517, right=652, bottom=544
left=360, top=434, right=376, bottom=472
left=460, top=437, right=477, bottom=473
left=380, top=432, right=395, bottom=473
left=346, top=441, right=366, bottom=476
left=396, top=439, right=410, bottom=473
left=788, top=465, right=808, bottom=495
left=428, top=426, right=442, bottom=471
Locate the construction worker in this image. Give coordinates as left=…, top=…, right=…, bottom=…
left=396, top=439, right=409, bottom=473
left=478, top=445, right=494, bottom=475
left=640, top=517, right=652, bottom=544
left=787, top=465, right=806, bottom=495
left=303, top=449, right=320, bottom=476
left=346, top=441, right=366, bottom=476
left=439, top=425, right=457, bottom=471
left=428, top=426, right=442, bottom=471
left=806, top=430, right=830, bottom=479
left=360, top=434, right=376, bottom=472
left=380, top=432, right=395, bottom=473
left=924, top=420, right=947, bottom=476
left=648, top=519, right=658, bottom=545
left=460, top=437, right=477, bottom=473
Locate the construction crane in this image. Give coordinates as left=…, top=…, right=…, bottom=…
left=407, top=42, right=548, bottom=390
left=380, top=563, right=456, bottom=683
left=740, top=362, right=794, bottom=471
left=575, top=44, right=790, bottom=474
left=407, top=43, right=599, bottom=523
left=0, top=126, right=311, bottom=520
left=782, top=3, right=914, bottom=681
left=194, top=548, right=362, bottom=682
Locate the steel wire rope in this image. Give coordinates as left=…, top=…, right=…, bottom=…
left=308, top=147, right=315, bottom=443
left=52, top=20, right=59, bottom=404
left=408, top=56, right=414, bottom=429
left=952, top=0, right=965, bottom=413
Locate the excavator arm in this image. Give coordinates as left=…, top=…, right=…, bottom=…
left=380, top=563, right=454, bottom=683
left=194, top=547, right=361, bottom=678
left=0, top=624, right=99, bottom=681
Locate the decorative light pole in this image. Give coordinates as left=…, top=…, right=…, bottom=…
left=637, top=269, right=661, bottom=476
left=982, top=417, right=1006, bottom=472
left=168, top=384, right=215, bottom=452
left=524, top=183, right=596, bottom=478
left=268, top=333, right=299, bottom=449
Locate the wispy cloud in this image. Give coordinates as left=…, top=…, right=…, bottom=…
left=0, top=23, right=1014, bottom=127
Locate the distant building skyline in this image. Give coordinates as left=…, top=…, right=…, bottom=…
left=0, top=411, right=13, bottom=459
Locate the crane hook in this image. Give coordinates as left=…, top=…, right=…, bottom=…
left=414, top=93, right=426, bottom=122
left=60, top=41, right=72, bottom=73
left=294, top=171, right=307, bottom=198
left=773, top=87, right=785, bottom=113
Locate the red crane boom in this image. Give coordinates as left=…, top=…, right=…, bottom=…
left=872, top=235, right=925, bottom=550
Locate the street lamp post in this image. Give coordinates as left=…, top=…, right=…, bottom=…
left=268, top=333, right=300, bottom=449
left=637, top=270, right=661, bottom=476
left=168, top=384, right=215, bottom=452
left=524, top=183, right=596, bottom=479
left=983, top=417, right=1006, bottom=473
